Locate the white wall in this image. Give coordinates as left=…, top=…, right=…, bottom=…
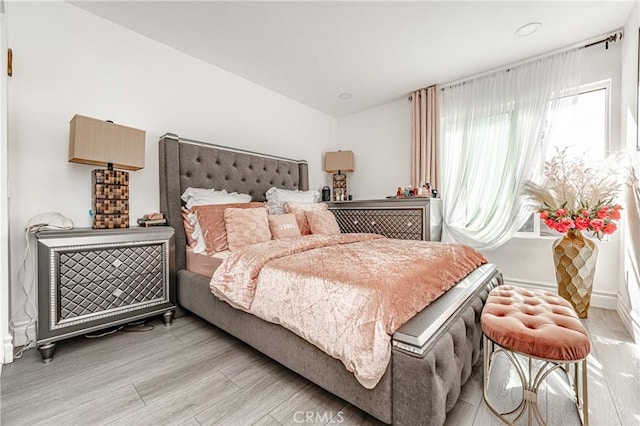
left=620, top=1, right=640, bottom=340
left=338, top=37, right=624, bottom=310
left=337, top=98, right=411, bottom=199
left=5, top=1, right=337, bottom=348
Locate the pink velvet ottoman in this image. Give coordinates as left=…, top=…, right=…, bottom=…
left=481, top=285, right=590, bottom=425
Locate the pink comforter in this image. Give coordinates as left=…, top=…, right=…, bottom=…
left=210, top=234, right=487, bottom=388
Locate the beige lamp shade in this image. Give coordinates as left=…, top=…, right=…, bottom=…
left=324, top=150, right=354, bottom=173
left=69, top=114, right=146, bottom=170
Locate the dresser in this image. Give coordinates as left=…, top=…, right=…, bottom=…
left=36, top=227, right=175, bottom=363
left=327, top=198, right=443, bottom=241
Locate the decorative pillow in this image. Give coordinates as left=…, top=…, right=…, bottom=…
left=192, top=202, right=266, bottom=253
left=181, top=187, right=251, bottom=209
left=225, top=207, right=272, bottom=251
left=306, top=210, right=341, bottom=235
left=284, top=202, right=328, bottom=235
left=265, top=187, right=320, bottom=215
left=268, top=213, right=302, bottom=239
left=181, top=207, right=197, bottom=248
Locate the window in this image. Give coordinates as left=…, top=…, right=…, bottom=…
left=517, top=83, right=609, bottom=237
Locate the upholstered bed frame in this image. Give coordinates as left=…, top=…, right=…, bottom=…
left=158, top=133, right=502, bottom=425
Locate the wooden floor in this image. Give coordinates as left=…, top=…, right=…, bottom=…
left=1, top=308, right=637, bottom=425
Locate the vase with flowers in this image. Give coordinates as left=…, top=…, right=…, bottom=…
left=522, top=148, right=624, bottom=318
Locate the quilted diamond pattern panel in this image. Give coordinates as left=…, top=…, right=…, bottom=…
left=59, top=272, right=164, bottom=319
left=58, top=244, right=165, bottom=319
left=331, top=208, right=423, bottom=240
left=59, top=245, right=162, bottom=287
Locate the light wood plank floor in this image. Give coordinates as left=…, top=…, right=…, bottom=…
left=1, top=308, right=637, bottom=425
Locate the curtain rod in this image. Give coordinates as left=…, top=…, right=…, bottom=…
left=583, top=31, right=623, bottom=49
left=439, top=30, right=623, bottom=92
left=409, top=29, right=623, bottom=98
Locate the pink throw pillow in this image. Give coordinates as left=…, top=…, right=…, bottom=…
left=225, top=207, right=272, bottom=251
left=192, top=202, right=266, bottom=253
left=284, top=202, right=328, bottom=235
left=268, top=214, right=302, bottom=239
left=305, top=210, right=341, bottom=235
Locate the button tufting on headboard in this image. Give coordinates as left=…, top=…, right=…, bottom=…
left=159, top=135, right=309, bottom=272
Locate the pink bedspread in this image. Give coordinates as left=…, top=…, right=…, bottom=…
left=210, top=234, right=487, bottom=388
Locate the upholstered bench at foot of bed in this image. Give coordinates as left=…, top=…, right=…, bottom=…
left=481, top=285, right=591, bottom=426
left=393, top=296, right=485, bottom=426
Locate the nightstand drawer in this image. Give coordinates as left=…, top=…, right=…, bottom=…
left=332, top=208, right=424, bottom=238
left=59, top=245, right=163, bottom=287
left=59, top=271, right=164, bottom=320
left=328, top=198, right=442, bottom=242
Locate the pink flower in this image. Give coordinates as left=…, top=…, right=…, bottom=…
left=610, top=209, right=621, bottom=220
left=545, top=218, right=557, bottom=229
left=555, top=217, right=574, bottom=234
left=556, top=208, right=568, bottom=217
left=590, top=218, right=604, bottom=232
left=603, top=222, right=617, bottom=234
left=582, top=210, right=591, bottom=217
left=574, top=217, right=590, bottom=231
left=596, top=209, right=609, bottom=219
left=560, top=217, right=574, bottom=229
left=613, top=204, right=622, bottom=211
left=540, top=211, right=548, bottom=219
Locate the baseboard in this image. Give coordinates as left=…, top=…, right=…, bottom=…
left=616, top=297, right=640, bottom=342
left=11, top=319, right=36, bottom=348
left=3, top=334, right=13, bottom=364
left=503, top=277, right=618, bottom=310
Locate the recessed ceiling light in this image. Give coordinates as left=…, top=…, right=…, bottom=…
left=514, top=22, right=542, bottom=37
left=338, top=93, right=353, bottom=100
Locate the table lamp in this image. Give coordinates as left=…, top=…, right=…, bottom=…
left=324, top=150, right=354, bottom=201
left=69, top=114, right=145, bottom=229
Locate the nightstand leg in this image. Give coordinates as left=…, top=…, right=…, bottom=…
left=162, top=310, right=174, bottom=326
left=38, top=342, right=56, bottom=364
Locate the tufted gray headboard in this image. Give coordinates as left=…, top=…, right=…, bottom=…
left=159, top=133, right=309, bottom=271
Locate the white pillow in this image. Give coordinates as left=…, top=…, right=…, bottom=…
left=180, top=187, right=251, bottom=252
left=266, top=187, right=321, bottom=215
left=186, top=211, right=207, bottom=253
left=181, top=187, right=252, bottom=209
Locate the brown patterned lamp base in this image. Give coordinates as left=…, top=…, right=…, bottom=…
left=92, top=169, right=130, bottom=228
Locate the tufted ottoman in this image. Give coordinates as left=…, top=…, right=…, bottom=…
left=481, top=285, right=590, bottom=425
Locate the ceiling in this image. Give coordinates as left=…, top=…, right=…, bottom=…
left=70, top=1, right=635, bottom=118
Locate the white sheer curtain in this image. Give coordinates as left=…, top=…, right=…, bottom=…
left=440, top=48, right=582, bottom=250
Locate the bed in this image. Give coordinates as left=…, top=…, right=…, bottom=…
left=158, top=133, right=502, bottom=425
